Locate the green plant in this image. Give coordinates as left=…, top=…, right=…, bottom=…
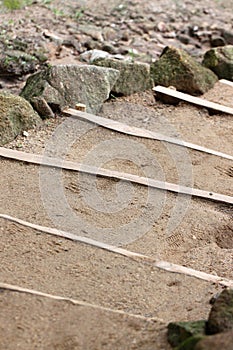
left=52, top=7, right=65, bottom=17
left=74, top=8, right=84, bottom=20
left=3, top=0, right=32, bottom=10
left=41, top=0, right=52, bottom=4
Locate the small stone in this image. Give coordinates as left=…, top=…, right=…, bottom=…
left=75, top=103, right=86, bottom=112
left=31, top=96, right=55, bottom=119
left=84, top=39, right=102, bottom=50
left=121, top=31, right=130, bottom=42
left=210, top=36, right=226, bottom=48
left=101, top=42, right=118, bottom=54
left=102, top=27, right=117, bottom=41
left=79, top=49, right=111, bottom=63
left=22, top=130, right=29, bottom=137
left=78, top=24, right=104, bottom=42
left=177, top=34, right=190, bottom=45
left=157, top=21, right=168, bottom=33
left=188, top=25, right=199, bottom=37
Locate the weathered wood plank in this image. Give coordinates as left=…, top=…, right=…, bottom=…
left=63, top=108, right=233, bottom=161
left=153, top=85, right=233, bottom=115
left=1, top=214, right=233, bottom=287
left=0, top=147, right=232, bottom=204
left=219, top=79, right=233, bottom=87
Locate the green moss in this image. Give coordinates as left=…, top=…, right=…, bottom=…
left=168, top=320, right=206, bottom=347
left=150, top=46, right=217, bottom=95
left=0, top=92, right=41, bottom=145
left=175, top=335, right=205, bottom=350
left=203, top=46, right=233, bottom=80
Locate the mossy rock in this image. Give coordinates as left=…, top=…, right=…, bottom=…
left=150, top=46, right=218, bottom=95
left=206, top=288, right=233, bottom=335
left=176, top=335, right=205, bottom=350
left=168, top=320, right=206, bottom=347
left=202, top=45, right=233, bottom=80
left=0, top=92, right=41, bottom=145
left=93, top=57, right=153, bottom=95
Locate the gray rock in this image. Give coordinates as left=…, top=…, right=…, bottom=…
left=150, top=46, right=218, bottom=95
left=20, top=64, right=120, bottom=117
left=0, top=92, right=41, bottom=146
left=194, top=330, right=233, bottom=350
left=202, top=45, right=233, bottom=80
left=206, top=288, right=233, bottom=335
left=93, top=57, right=153, bottom=95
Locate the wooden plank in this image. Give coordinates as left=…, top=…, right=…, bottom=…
left=63, top=108, right=233, bottom=161
left=0, top=282, right=162, bottom=322
left=1, top=213, right=233, bottom=288
left=153, top=85, right=233, bottom=115
left=219, top=79, right=233, bottom=88
left=0, top=213, right=149, bottom=262
left=0, top=147, right=233, bottom=204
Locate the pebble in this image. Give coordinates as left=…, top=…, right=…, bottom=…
left=210, top=35, right=226, bottom=47
left=177, top=34, right=190, bottom=45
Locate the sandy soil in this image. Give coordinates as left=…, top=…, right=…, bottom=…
left=0, top=0, right=233, bottom=349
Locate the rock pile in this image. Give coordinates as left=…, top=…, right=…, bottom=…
left=2, top=43, right=233, bottom=145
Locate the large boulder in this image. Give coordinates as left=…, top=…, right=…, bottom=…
left=150, top=46, right=218, bottom=95
left=206, top=289, right=233, bottom=335
left=202, top=45, right=233, bottom=80
left=93, top=57, right=153, bottom=95
left=20, top=64, right=120, bottom=117
left=194, top=330, right=233, bottom=350
left=0, top=92, right=41, bottom=146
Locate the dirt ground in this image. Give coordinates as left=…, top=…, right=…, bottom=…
left=0, top=0, right=233, bottom=349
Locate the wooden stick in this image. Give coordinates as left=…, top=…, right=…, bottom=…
left=153, top=85, right=233, bottom=115
left=0, top=147, right=232, bottom=204
left=155, top=261, right=233, bottom=288
left=0, top=213, right=149, bottom=262
left=63, top=108, right=233, bottom=161
left=219, top=79, right=233, bottom=88
left=1, top=213, right=233, bottom=288
left=0, top=282, right=163, bottom=322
